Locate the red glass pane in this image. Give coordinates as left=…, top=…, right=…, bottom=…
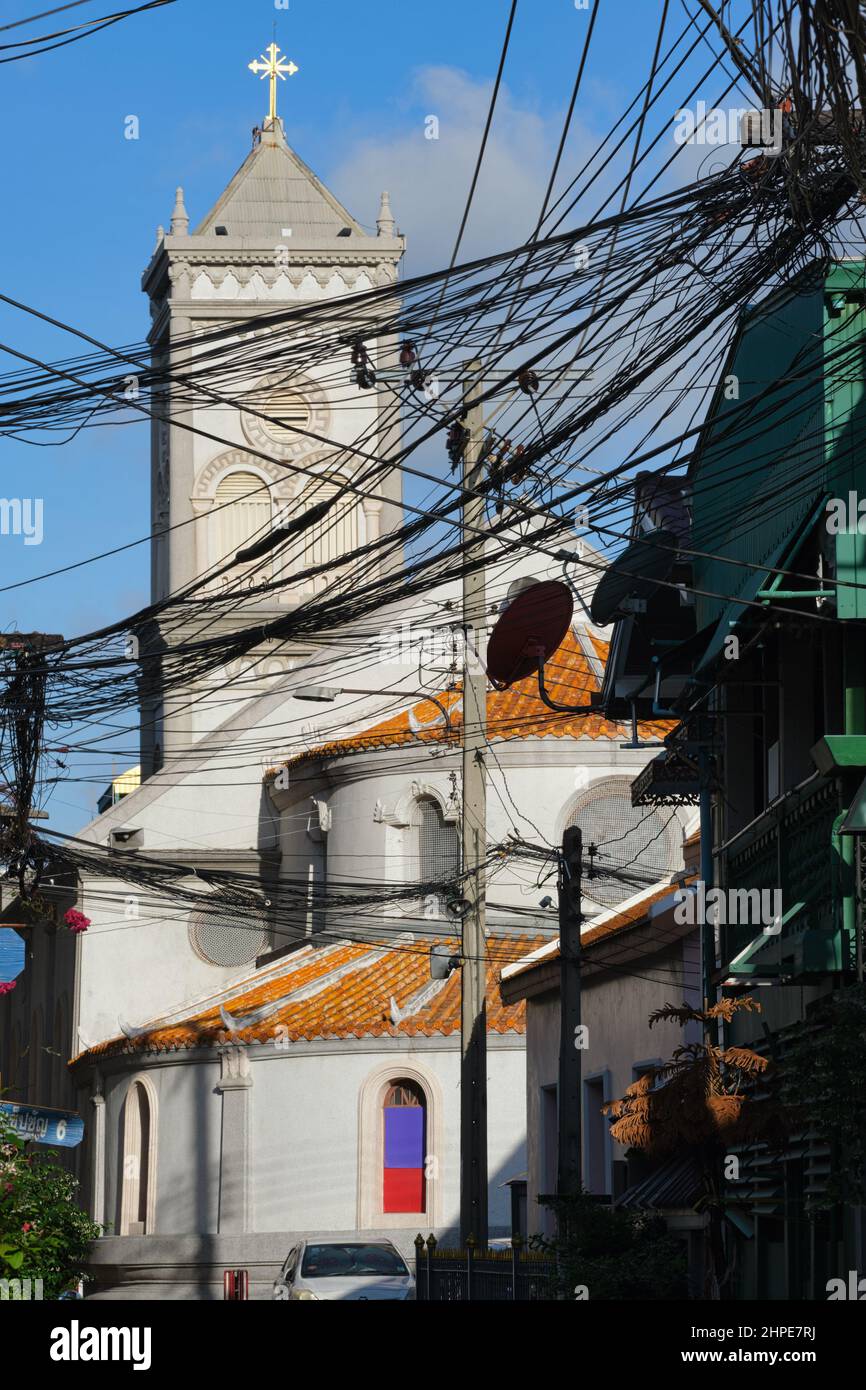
left=383, top=1167, right=425, bottom=1213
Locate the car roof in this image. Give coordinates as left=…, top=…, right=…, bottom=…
left=300, top=1238, right=399, bottom=1249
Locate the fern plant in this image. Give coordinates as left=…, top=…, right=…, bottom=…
left=604, top=995, right=772, bottom=1298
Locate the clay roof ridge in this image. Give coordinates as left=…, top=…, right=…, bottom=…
left=388, top=969, right=448, bottom=1025
left=104, top=938, right=329, bottom=1043
left=73, top=940, right=360, bottom=1059
left=223, top=942, right=392, bottom=1034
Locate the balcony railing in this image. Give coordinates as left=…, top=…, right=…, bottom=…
left=721, top=776, right=849, bottom=980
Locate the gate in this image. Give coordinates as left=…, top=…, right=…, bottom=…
left=414, top=1235, right=553, bottom=1301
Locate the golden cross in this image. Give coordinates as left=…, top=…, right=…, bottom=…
left=248, top=42, right=298, bottom=124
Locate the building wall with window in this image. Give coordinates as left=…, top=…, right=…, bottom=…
left=74, top=998, right=528, bottom=1298
left=501, top=880, right=701, bottom=1237
left=273, top=744, right=691, bottom=939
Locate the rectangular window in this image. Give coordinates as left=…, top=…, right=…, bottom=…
left=383, top=1104, right=425, bottom=1213
left=583, top=1075, right=608, bottom=1196
left=540, top=1084, right=558, bottom=1196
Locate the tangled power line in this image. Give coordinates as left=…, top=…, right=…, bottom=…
left=4, top=0, right=866, bottom=948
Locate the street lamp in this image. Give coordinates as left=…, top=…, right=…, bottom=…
left=291, top=684, right=454, bottom=735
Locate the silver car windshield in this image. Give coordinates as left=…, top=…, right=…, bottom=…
left=300, top=1244, right=409, bottom=1278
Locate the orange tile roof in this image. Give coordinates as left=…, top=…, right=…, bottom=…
left=270, top=628, right=673, bottom=774
left=500, top=875, right=697, bottom=987
left=74, top=933, right=545, bottom=1062
left=580, top=880, right=688, bottom=948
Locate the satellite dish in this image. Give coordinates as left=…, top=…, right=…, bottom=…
left=486, top=580, right=574, bottom=689
left=589, top=528, right=678, bottom=626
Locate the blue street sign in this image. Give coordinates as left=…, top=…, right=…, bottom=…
left=0, top=928, right=25, bottom=985
left=0, top=1102, right=84, bottom=1148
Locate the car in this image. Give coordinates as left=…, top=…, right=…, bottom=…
left=272, top=1238, right=415, bottom=1301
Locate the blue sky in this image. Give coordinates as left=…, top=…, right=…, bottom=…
left=0, top=0, right=735, bottom=824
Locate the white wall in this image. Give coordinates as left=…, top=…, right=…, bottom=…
left=280, top=738, right=688, bottom=927
left=522, top=934, right=701, bottom=1235
left=89, top=1039, right=526, bottom=1240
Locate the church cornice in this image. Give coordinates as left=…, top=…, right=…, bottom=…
left=144, top=260, right=399, bottom=325
left=143, top=241, right=403, bottom=296
left=162, top=245, right=402, bottom=263
left=69, top=1029, right=527, bottom=1075
left=146, top=290, right=393, bottom=343
left=272, top=734, right=628, bottom=789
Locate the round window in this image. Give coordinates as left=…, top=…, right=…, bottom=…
left=241, top=374, right=328, bottom=458
left=262, top=389, right=310, bottom=446
left=569, top=782, right=676, bottom=908
left=188, top=906, right=268, bottom=968
left=501, top=576, right=541, bottom=610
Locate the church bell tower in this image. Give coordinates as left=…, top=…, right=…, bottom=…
left=139, top=43, right=405, bottom=775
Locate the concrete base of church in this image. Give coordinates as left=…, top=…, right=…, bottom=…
left=85, top=1228, right=510, bottom=1300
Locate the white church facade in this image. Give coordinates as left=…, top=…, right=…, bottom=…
left=0, top=84, right=693, bottom=1299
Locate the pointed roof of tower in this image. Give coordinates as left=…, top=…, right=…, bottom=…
left=194, top=119, right=364, bottom=242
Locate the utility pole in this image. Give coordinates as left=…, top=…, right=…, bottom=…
left=460, top=359, right=488, bottom=1246
left=557, top=826, right=583, bottom=1197
left=698, top=740, right=717, bottom=1047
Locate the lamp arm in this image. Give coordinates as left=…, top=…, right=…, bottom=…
left=536, top=651, right=595, bottom=716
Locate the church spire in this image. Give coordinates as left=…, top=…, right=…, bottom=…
left=377, top=190, right=396, bottom=236
left=170, top=186, right=189, bottom=236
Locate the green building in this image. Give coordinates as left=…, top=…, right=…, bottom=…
left=595, top=259, right=866, bottom=1299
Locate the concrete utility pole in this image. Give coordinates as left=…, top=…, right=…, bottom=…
left=459, top=359, right=488, bottom=1246
left=557, top=826, right=583, bottom=1196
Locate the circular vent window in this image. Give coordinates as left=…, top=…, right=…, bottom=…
left=241, top=375, right=328, bottom=457
left=262, top=390, right=310, bottom=446
left=188, top=907, right=268, bottom=968
left=569, top=782, right=676, bottom=908
left=501, top=576, right=541, bottom=611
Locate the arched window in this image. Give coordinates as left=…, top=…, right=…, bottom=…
left=418, top=797, right=459, bottom=885
left=383, top=1080, right=426, bottom=1213
left=119, top=1079, right=156, bottom=1236
left=274, top=476, right=360, bottom=594
left=358, top=1063, right=441, bottom=1229
left=566, top=777, right=678, bottom=907
left=212, top=470, right=272, bottom=569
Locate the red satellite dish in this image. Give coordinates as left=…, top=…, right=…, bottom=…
left=486, top=580, right=574, bottom=689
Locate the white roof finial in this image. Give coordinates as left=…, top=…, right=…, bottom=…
left=377, top=190, right=395, bottom=237
left=170, top=186, right=189, bottom=236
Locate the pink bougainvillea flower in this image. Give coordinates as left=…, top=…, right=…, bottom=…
left=0, top=980, right=17, bottom=995
left=63, top=908, right=91, bottom=934
left=21, top=1222, right=31, bottom=1233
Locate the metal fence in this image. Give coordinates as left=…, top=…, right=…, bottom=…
left=414, top=1236, right=554, bottom=1301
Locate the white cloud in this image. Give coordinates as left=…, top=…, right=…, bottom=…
left=327, top=66, right=613, bottom=277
